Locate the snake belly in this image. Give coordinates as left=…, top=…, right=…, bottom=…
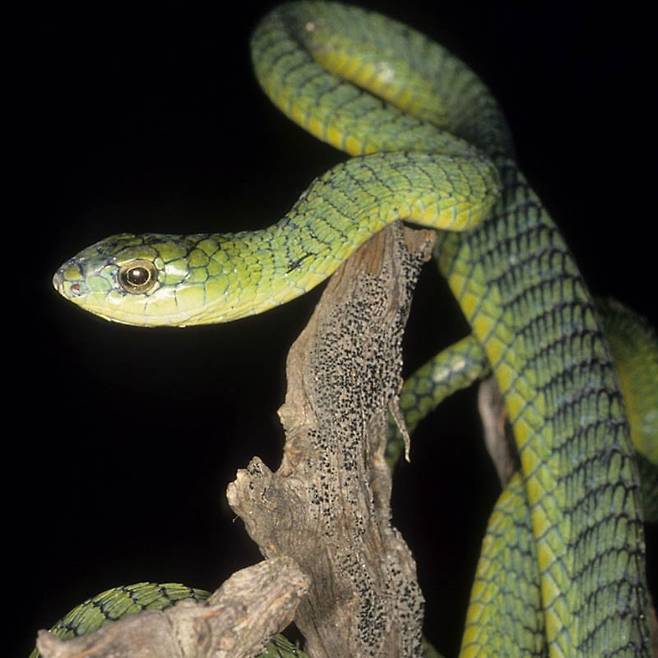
left=48, top=2, right=651, bottom=657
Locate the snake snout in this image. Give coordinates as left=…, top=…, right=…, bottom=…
left=52, top=262, right=87, bottom=299
left=52, top=270, right=63, bottom=293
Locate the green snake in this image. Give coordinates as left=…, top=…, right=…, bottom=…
left=47, top=2, right=656, bottom=656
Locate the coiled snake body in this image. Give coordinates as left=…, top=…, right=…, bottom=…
left=49, top=2, right=656, bottom=656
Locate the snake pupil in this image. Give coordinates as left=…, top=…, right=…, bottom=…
left=127, top=267, right=149, bottom=285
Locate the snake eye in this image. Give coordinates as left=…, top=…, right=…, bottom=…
left=118, top=260, right=157, bottom=294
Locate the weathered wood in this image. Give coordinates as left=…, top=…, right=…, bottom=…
left=36, top=557, right=309, bottom=658
left=477, top=376, right=517, bottom=486
left=228, top=224, right=434, bottom=658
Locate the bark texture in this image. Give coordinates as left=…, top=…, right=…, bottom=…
left=228, top=224, right=434, bottom=657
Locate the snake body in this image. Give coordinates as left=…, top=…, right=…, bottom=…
left=49, top=2, right=653, bottom=656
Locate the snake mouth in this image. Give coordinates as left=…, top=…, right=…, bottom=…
left=61, top=293, right=209, bottom=328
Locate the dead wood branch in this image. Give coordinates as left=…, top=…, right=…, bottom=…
left=228, top=224, right=434, bottom=657
left=36, top=557, right=309, bottom=658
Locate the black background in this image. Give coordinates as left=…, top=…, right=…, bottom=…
left=13, top=1, right=656, bottom=656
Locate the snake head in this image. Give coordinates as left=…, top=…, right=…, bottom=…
left=53, top=232, right=221, bottom=326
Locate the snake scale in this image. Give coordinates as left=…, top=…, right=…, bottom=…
left=46, top=2, right=656, bottom=656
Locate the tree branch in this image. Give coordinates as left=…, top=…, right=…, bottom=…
left=228, top=224, right=434, bottom=657
left=36, top=557, right=310, bottom=658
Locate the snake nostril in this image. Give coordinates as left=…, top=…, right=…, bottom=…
left=70, top=283, right=81, bottom=295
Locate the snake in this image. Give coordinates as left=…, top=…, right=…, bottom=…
left=45, top=2, right=656, bottom=656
